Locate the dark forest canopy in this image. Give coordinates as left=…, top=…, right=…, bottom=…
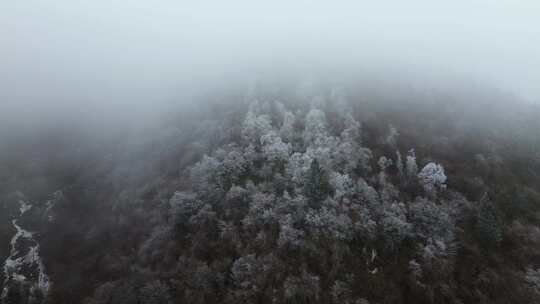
left=1, top=78, right=540, bottom=304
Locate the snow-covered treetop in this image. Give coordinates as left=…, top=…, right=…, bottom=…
left=418, top=162, right=447, bottom=193
left=303, top=108, right=329, bottom=146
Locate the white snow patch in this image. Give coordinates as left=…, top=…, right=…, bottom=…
left=1, top=200, right=51, bottom=300
left=19, top=200, right=32, bottom=215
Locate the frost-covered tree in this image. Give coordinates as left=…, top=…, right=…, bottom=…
left=169, top=191, right=204, bottom=226
left=305, top=198, right=353, bottom=241
left=337, top=115, right=371, bottom=173
left=303, top=108, right=329, bottom=147
left=418, top=162, right=447, bottom=193
left=378, top=156, right=393, bottom=172
left=190, top=155, right=221, bottom=192
left=260, top=131, right=291, bottom=163
left=286, top=152, right=312, bottom=186
left=356, top=178, right=380, bottom=207
left=305, top=136, right=340, bottom=171
left=335, top=140, right=372, bottom=174
left=275, top=191, right=307, bottom=223
left=189, top=145, right=251, bottom=195
left=329, top=172, right=355, bottom=201
left=242, top=192, right=277, bottom=227
left=340, top=114, right=361, bottom=144
left=280, top=110, right=296, bottom=142
left=242, top=143, right=259, bottom=164
left=241, top=108, right=273, bottom=144
left=225, top=185, right=249, bottom=205
left=408, top=197, right=454, bottom=242
left=215, top=147, right=250, bottom=187
left=380, top=202, right=413, bottom=249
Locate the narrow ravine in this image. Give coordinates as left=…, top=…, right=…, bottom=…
left=1, top=199, right=50, bottom=302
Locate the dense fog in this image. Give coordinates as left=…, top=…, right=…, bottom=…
left=1, top=1, right=540, bottom=129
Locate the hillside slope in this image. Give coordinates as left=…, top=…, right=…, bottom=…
left=1, top=81, right=539, bottom=304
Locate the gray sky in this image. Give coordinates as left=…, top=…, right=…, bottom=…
left=1, top=0, right=539, bottom=124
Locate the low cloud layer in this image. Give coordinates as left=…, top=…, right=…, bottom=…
left=1, top=1, right=539, bottom=127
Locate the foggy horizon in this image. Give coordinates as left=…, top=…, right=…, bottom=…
left=2, top=1, right=540, bottom=128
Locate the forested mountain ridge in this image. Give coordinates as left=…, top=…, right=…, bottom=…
left=1, top=81, right=540, bottom=303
